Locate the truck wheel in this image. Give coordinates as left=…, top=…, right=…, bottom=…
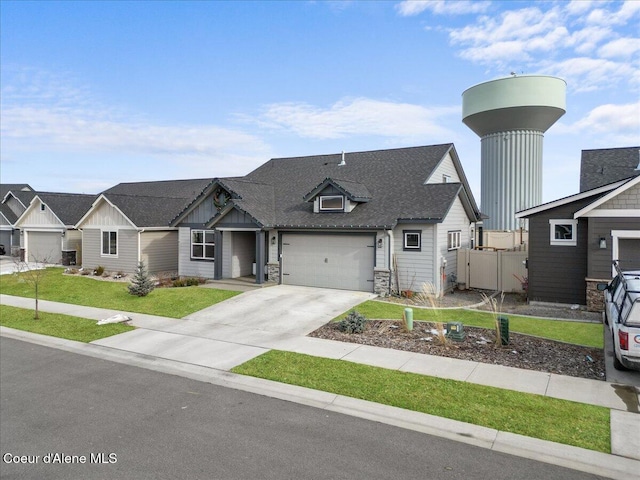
left=613, top=355, right=628, bottom=371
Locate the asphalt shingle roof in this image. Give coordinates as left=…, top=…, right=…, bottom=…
left=101, top=178, right=215, bottom=227
left=203, top=144, right=480, bottom=229
left=0, top=184, right=33, bottom=200
left=580, top=147, right=640, bottom=192
left=35, top=193, right=98, bottom=225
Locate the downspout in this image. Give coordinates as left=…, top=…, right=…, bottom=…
left=138, top=229, right=144, bottom=265
left=386, top=229, right=394, bottom=296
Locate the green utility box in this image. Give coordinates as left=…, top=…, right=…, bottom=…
left=446, top=322, right=466, bottom=341
left=498, top=315, right=509, bottom=345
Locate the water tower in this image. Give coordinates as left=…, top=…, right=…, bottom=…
left=462, top=75, right=566, bottom=231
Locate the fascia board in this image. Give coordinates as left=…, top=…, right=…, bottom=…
left=15, top=195, right=65, bottom=229
left=75, top=194, right=138, bottom=229
left=574, top=176, right=640, bottom=218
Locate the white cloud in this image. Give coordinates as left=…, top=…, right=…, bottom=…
left=539, top=57, right=637, bottom=93
left=598, top=37, right=640, bottom=59
left=254, top=97, right=458, bottom=142
left=0, top=68, right=272, bottom=175
left=395, top=0, right=490, bottom=17
left=560, top=102, right=640, bottom=145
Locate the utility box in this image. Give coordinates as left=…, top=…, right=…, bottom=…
left=446, top=322, right=466, bottom=342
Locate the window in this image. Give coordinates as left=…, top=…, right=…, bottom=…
left=448, top=230, right=461, bottom=250
left=549, top=219, right=578, bottom=246
left=191, top=230, right=215, bottom=260
left=403, top=230, right=421, bottom=251
left=319, top=195, right=344, bottom=211
left=40, top=203, right=46, bottom=211
left=102, top=231, right=117, bottom=256
left=443, top=174, right=451, bottom=183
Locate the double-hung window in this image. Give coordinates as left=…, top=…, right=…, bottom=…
left=448, top=231, right=461, bottom=250
left=102, top=231, right=117, bottom=256
left=191, top=230, right=215, bottom=260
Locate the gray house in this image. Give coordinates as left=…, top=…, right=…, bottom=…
left=14, top=192, right=97, bottom=264
left=76, top=179, right=213, bottom=275
left=516, top=146, right=640, bottom=310
left=0, top=184, right=35, bottom=255
left=171, top=144, right=482, bottom=295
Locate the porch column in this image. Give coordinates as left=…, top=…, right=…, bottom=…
left=255, top=230, right=265, bottom=284
left=214, top=230, right=223, bottom=280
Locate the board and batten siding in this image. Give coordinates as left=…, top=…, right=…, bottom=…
left=82, top=228, right=139, bottom=274
left=392, top=223, right=436, bottom=292
left=140, top=230, right=178, bottom=274
left=181, top=196, right=217, bottom=225
left=178, top=227, right=215, bottom=278
left=436, top=196, right=471, bottom=288
left=426, top=152, right=460, bottom=184
left=19, top=199, right=63, bottom=229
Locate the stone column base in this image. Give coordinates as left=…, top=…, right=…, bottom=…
left=374, top=268, right=395, bottom=296
left=585, top=278, right=609, bottom=313
left=267, top=262, right=281, bottom=284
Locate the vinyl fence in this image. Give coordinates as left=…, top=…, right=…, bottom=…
left=456, top=248, right=528, bottom=293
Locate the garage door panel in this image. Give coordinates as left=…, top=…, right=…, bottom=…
left=28, top=232, right=62, bottom=263
left=619, top=238, right=640, bottom=270
left=282, top=234, right=374, bottom=292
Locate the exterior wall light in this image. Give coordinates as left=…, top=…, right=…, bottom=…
left=377, top=238, right=383, bottom=248
left=271, top=236, right=276, bottom=246
left=599, top=237, right=607, bottom=249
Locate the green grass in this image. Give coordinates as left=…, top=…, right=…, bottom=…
left=0, top=268, right=241, bottom=318
left=0, top=305, right=134, bottom=342
left=340, top=300, right=603, bottom=348
left=232, top=350, right=611, bottom=453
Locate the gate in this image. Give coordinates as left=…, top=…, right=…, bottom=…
left=457, top=248, right=528, bottom=292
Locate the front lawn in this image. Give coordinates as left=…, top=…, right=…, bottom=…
left=232, top=350, right=611, bottom=453
left=343, top=300, right=603, bottom=348
left=0, top=268, right=240, bottom=318
left=0, top=305, right=134, bottom=342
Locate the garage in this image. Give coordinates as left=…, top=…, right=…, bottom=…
left=281, top=233, right=375, bottom=292
left=27, top=231, right=62, bottom=263
left=619, top=238, right=640, bottom=270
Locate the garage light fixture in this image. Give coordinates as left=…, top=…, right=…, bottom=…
left=599, top=237, right=607, bottom=249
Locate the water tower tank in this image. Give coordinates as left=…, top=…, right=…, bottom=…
left=462, top=75, right=566, bottom=230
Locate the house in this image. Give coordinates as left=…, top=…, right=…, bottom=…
left=0, top=184, right=35, bottom=255
left=14, top=192, right=97, bottom=264
left=170, top=144, right=482, bottom=295
left=76, top=179, right=213, bottom=275
left=516, top=146, right=640, bottom=311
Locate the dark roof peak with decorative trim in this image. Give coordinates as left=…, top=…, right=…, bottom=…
left=580, top=146, right=640, bottom=192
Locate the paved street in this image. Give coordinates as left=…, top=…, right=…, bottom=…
left=0, top=337, right=599, bottom=480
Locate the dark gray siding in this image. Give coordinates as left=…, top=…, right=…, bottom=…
left=587, top=217, right=640, bottom=279
left=527, top=199, right=593, bottom=305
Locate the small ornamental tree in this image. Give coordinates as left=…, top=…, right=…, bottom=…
left=127, top=261, right=155, bottom=297
left=13, top=255, right=50, bottom=319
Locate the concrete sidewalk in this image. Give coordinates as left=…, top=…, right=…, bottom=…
left=1, top=292, right=639, bottom=477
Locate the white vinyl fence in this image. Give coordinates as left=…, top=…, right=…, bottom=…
left=457, top=248, right=528, bottom=293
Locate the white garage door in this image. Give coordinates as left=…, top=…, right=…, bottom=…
left=281, top=233, right=375, bottom=292
left=28, top=232, right=62, bottom=263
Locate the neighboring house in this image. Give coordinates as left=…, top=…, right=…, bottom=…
left=516, top=146, right=640, bottom=311
left=171, top=144, right=482, bottom=294
left=14, top=192, right=97, bottom=264
left=0, top=184, right=35, bottom=255
left=76, top=179, right=213, bottom=275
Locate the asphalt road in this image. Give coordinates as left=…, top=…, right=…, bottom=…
left=0, top=337, right=604, bottom=480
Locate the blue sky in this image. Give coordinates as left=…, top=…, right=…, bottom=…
left=1, top=0, right=638, bottom=203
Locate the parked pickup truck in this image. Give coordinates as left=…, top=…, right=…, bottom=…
left=599, top=262, right=640, bottom=371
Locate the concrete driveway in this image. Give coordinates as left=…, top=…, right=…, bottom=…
left=92, top=285, right=375, bottom=370
left=183, top=285, right=375, bottom=336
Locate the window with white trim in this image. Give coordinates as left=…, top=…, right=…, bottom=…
left=443, top=174, right=451, bottom=183
left=191, top=230, right=215, bottom=260
left=549, top=219, right=578, bottom=246
left=319, top=195, right=344, bottom=211
left=448, top=230, right=461, bottom=250
left=403, top=230, right=421, bottom=251
left=102, top=231, right=117, bottom=256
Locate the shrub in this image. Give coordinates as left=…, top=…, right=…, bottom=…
left=94, top=265, right=105, bottom=276
left=172, top=279, right=187, bottom=288
left=338, top=310, right=367, bottom=334
left=127, top=261, right=155, bottom=297
left=186, top=278, right=201, bottom=286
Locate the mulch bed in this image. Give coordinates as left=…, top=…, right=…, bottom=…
left=309, top=320, right=606, bottom=381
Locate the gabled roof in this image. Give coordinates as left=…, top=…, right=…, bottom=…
left=0, top=202, right=18, bottom=225
left=574, top=175, right=640, bottom=218
left=16, top=192, right=97, bottom=227
left=579, top=146, right=640, bottom=192
left=181, top=144, right=481, bottom=230
left=303, top=178, right=372, bottom=203
left=0, top=184, right=33, bottom=200
left=515, top=179, right=628, bottom=218
left=81, top=178, right=215, bottom=228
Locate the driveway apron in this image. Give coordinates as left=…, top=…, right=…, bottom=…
left=92, top=285, right=375, bottom=370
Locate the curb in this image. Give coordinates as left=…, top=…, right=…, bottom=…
left=2, top=327, right=638, bottom=480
